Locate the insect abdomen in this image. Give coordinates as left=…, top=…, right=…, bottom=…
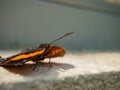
left=1, top=49, right=45, bottom=64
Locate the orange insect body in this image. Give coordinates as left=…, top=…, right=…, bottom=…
left=1, top=46, right=65, bottom=65
left=0, top=32, right=73, bottom=70
left=12, top=49, right=45, bottom=61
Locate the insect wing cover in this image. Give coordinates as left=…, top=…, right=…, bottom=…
left=1, top=48, right=46, bottom=65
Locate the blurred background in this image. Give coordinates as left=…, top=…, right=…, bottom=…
left=0, top=0, right=120, bottom=51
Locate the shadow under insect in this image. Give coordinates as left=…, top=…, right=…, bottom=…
left=1, top=62, right=75, bottom=76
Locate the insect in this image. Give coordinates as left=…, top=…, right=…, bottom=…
left=0, top=32, right=73, bottom=70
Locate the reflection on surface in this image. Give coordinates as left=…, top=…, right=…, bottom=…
left=1, top=62, right=75, bottom=76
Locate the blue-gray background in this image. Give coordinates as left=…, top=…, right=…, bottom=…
left=0, top=0, right=120, bottom=51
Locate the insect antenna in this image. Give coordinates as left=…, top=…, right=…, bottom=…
left=33, top=32, right=74, bottom=71
left=49, top=32, right=74, bottom=45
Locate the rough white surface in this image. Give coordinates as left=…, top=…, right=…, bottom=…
left=0, top=51, right=120, bottom=89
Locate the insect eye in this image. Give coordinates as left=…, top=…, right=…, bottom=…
left=38, top=43, right=49, bottom=48
left=46, top=44, right=49, bottom=46
left=39, top=44, right=45, bottom=48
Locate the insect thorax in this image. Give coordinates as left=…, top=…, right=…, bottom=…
left=38, top=43, right=50, bottom=48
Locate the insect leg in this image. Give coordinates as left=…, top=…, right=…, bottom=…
left=0, top=57, right=5, bottom=63
left=32, top=59, right=39, bottom=71
left=49, top=57, right=53, bottom=67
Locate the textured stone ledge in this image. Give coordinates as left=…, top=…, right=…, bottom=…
left=0, top=51, right=120, bottom=90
